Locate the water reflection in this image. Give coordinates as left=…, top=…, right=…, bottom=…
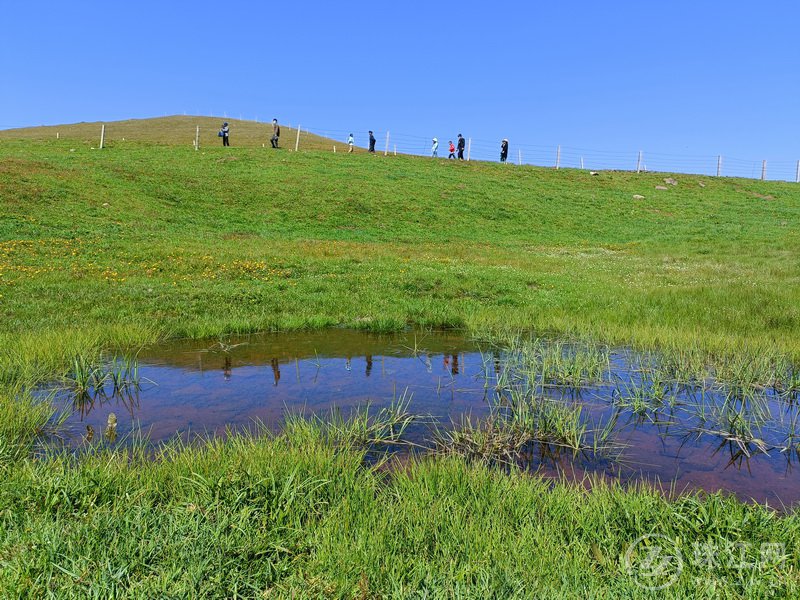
left=46, top=330, right=800, bottom=506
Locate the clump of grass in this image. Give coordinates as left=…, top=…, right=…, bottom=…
left=439, top=337, right=621, bottom=465
left=432, top=415, right=527, bottom=465
left=494, top=336, right=611, bottom=389
left=65, top=352, right=143, bottom=402
left=286, top=390, right=423, bottom=452
left=0, top=384, right=62, bottom=466
left=67, top=352, right=106, bottom=398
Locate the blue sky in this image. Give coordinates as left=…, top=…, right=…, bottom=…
left=2, top=1, right=799, bottom=177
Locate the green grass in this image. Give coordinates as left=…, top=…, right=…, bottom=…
left=1, top=121, right=799, bottom=380
left=1, top=423, right=798, bottom=598
left=2, top=117, right=800, bottom=596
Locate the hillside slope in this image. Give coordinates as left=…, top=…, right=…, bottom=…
left=0, top=115, right=348, bottom=151
left=0, top=129, right=799, bottom=372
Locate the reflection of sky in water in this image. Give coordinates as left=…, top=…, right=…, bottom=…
left=48, top=331, right=800, bottom=507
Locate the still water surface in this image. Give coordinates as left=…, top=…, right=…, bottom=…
left=52, top=330, right=800, bottom=507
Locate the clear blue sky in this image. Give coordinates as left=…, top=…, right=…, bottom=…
left=2, top=1, right=799, bottom=176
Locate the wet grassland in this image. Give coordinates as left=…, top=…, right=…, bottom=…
left=1, top=138, right=800, bottom=596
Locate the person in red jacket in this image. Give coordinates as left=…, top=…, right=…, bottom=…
left=448, top=140, right=456, bottom=159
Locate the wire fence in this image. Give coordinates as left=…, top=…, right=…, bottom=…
left=15, top=115, right=799, bottom=183
left=299, top=123, right=800, bottom=183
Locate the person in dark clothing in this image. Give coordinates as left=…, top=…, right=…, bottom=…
left=271, top=119, right=280, bottom=148
left=457, top=134, right=465, bottom=160
left=500, top=139, right=509, bottom=163
left=368, top=130, right=376, bottom=153
left=220, top=122, right=230, bottom=147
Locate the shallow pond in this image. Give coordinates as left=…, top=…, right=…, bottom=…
left=49, top=330, right=800, bottom=507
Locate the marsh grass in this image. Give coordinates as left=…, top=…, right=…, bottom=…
left=0, top=385, right=62, bottom=466
left=470, top=335, right=800, bottom=467
left=64, top=352, right=144, bottom=409
left=437, top=338, right=622, bottom=466
left=287, top=390, right=424, bottom=453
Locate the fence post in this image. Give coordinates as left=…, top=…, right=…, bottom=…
left=384, top=131, right=390, bottom=156
left=295, top=125, right=301, bottom=152
left=518, top=149, right=522, bottom=166
left=194, top=126, right=199, bottom=151
left=467, top=138, right=471, bottom=161
left=99, top=124, right=105, bottom=149
left=556, top=145, right=561, bottom=170
left=716, top=155, right=722, bottom=177
left=636, top=150, right=642, bottom=173
left=761, top=160, right=767, bottom=181
left=796, top=160, right=800, bottom=183
left=580, top=157, right=584, bottom=170
left=394, top=145, right=397, bottom=156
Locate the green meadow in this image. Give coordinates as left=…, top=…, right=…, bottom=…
left=1, top=117, right=799, bottom=597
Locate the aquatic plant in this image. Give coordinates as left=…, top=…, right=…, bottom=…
left=294, top=390, right=424, bottom=450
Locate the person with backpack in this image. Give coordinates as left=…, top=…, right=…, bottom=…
left=448, top=140, right=456, bottom=159
left=431, top=137, right=439, bottom=158
left=457, top=134, right=465, bottom=160
left=500, top=139, right=509, bottom=163
left=368, top=131, right=376, bottom=153
left=347, top=133, right=354, bottom=153
left=219, top=122, right=230, bottom=147
left=270, top=119, right=280, bottom=148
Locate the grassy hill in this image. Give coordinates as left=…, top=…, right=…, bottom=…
left=1, top=117, right=800, bottom=597
left=1, top=117, right=799, bottom=371
left=0, top=115, right=350, bottom=151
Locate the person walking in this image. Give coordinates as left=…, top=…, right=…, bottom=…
left=270, top=119, right=280, bottom=148
left=500, top=139, right=509, bottom=163
left=220, top=122, right=230, bottom=147
left=431, top=137, right=439, bottom=158
left=368, top=130, right=376, bottom=153
left=448, top=140, right=456, bottom=159
left=347, top=133, right=354, bottom=153
left=457, top=134, right=465, bottom=160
